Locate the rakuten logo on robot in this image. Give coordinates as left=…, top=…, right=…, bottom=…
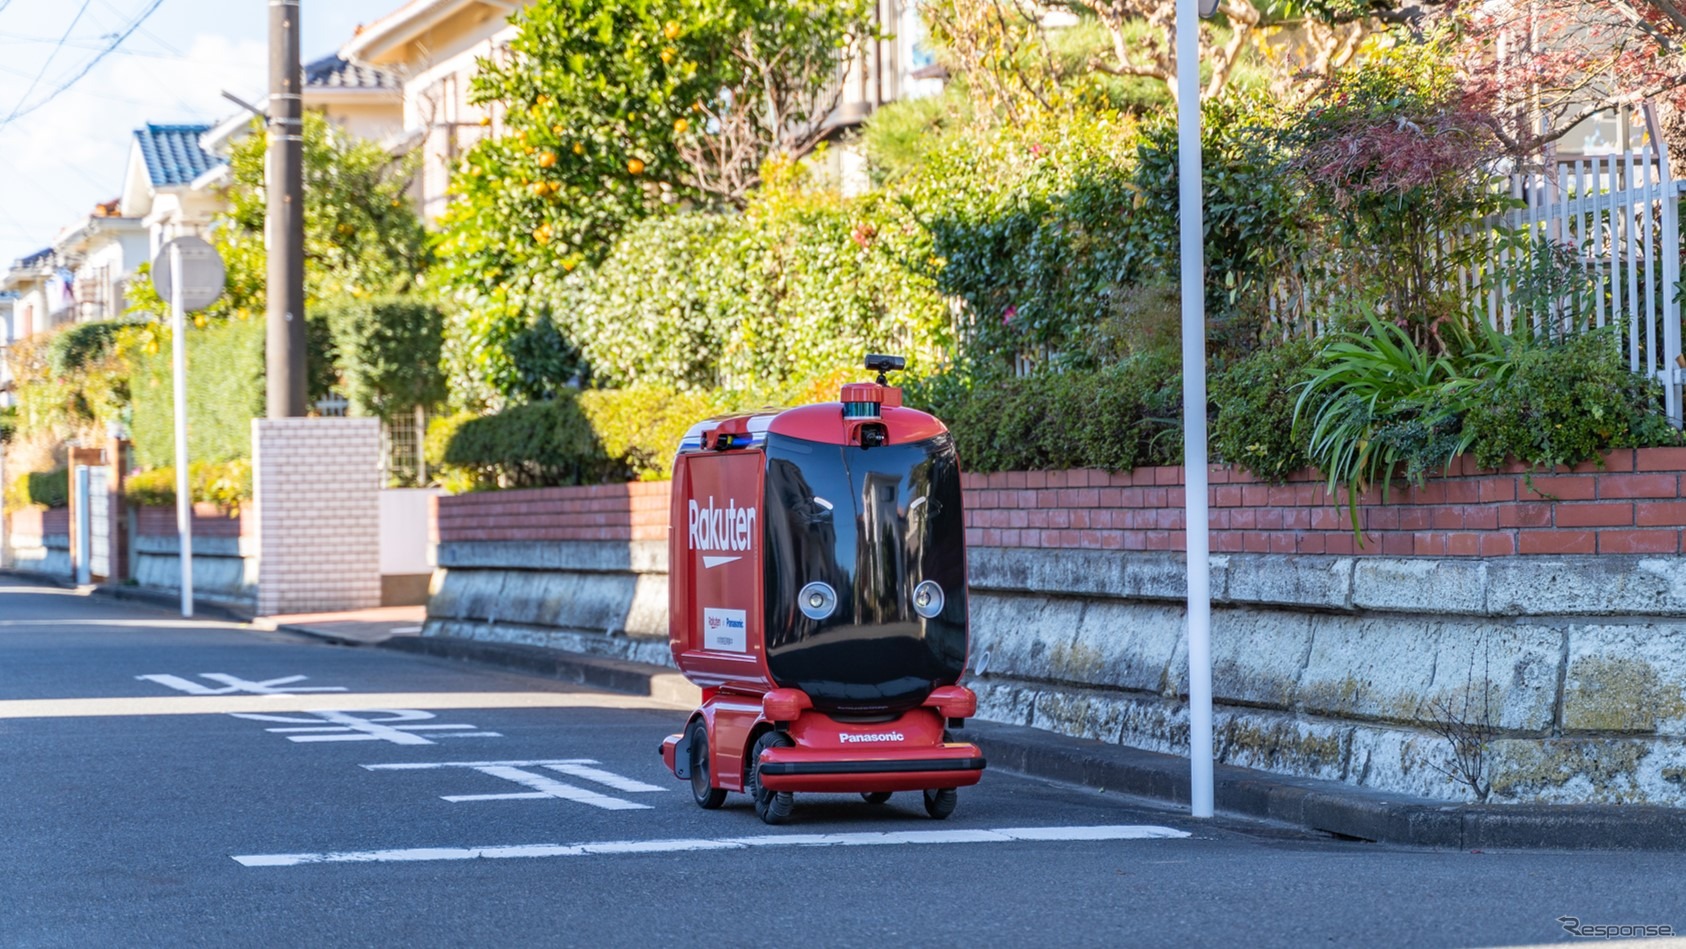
left=688, top=496, right=757, bottom=553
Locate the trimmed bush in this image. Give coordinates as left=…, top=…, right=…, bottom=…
left=126, top=320, right=263, bottom=469
left=915, top=355, right=1182, bottom=474
left=438, top=396, right=616, bottom=489
left=431, top=385, right=739, bottom=490
left=122, top=460, right=252, bottom=510
left=321, top=296, right=447, bottom=421
left=2, top=467, right=69, bottom=511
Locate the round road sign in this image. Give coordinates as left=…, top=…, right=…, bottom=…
left=152, top=236, right=226, bottom=312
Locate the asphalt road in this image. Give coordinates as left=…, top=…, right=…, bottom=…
left=2, top=575, right=1683, bottom=949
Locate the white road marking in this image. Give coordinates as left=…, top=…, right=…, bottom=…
left=232, top=825, right=1192, bottom=867
left=389, top=626, right=423, bottom=634
left=543, top=763, right=667, bottom=793
left=230, top=709, right=503, bottom=745
left=442, top=765, right=649, bottom=810
left=137, top=673, right=347, bottom=696
left=363, top=759, right=664, bottom=808
left=0, top=691, right=682, bottom=720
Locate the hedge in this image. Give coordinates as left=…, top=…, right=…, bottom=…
left=126, top=317, right=335, bottom=469
left=122, top=460, right=252, bottom=509
left=126, top=319, right=264, bottom=469
left=429, top=385, right=734, bottom=490
left=2, top=468, right=69, bottom=511
left=319, top=296, right=446, bottom=420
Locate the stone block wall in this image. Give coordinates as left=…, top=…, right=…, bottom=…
left=5, top=507, right=70, bottom=578
left=130, top=503, right=256, bottom=607
left=254, top=418, right=381, bottom=615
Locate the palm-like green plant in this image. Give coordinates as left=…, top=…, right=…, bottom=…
left=1293, top=309, right=1486, bottom=526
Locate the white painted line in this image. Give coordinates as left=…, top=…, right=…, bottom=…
left=450, top=764, right=649, bottom=810
left=0, top=692, right=678, bottom=721
left=362, top=759, right=663, bottom=808
left=544, top=762, right=666, bottom=793
left=361, top=759, right=599, bottom=771
left=232, top=825, right=1191, bottom=867
left=389, top=626, right=423, bottom=634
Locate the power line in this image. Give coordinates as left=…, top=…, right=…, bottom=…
left=3, top=0, right=94, bottom=126
left=0, top=0, right=166, bottom=130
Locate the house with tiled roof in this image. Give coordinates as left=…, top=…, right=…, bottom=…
left=0, top=247, right=56, bottom=353
left=118, top=123, right=227, bottom=258
left=198, top=53, right=404, bottom=165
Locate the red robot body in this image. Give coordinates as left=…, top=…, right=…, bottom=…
left=658, top=355, right=985, bottom=823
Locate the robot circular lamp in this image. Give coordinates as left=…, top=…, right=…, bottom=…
left=658, top=354, right=986, bottom=824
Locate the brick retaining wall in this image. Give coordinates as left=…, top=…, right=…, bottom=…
left=435, top=481, right=671, bottom=544
left=133, top=503, right=247, bottom=538
left=434, top=447, right=1686, bottom=557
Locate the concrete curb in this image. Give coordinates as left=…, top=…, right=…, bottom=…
left=299, top=631, right=1686, bottom=851
left=89, top=584, right=254, bottom=623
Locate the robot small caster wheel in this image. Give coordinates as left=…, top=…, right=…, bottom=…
left=923, top=787, right=957, bottom=820
left=860, top=791, right=892, bottom=805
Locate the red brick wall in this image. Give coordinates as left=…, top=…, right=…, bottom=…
left=431, top=448, right=1686, bottom=557
left=966, top=447, right=1686, bottom=556
left=7, top=507, right=68, bottom=537
left=133, top=504, right=245, bottom=539
left=435, top=481, right=670, bottom=543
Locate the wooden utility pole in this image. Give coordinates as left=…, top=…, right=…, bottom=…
left=266, top=0, right=307, bottom=417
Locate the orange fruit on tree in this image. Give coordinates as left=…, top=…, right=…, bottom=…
left=572, top=142, right=585, bottom=155
left=664, top=21, right=680, bottom=40
left=673, top=118, right=689, bottom=134
left=626, top=158, right=646, bottom=175
left=538, top=151, right=557, bottom=168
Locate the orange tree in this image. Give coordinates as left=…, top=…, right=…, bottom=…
left=432, top=0, right=876, bottom=408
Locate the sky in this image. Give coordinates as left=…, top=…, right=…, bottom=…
left=0, top=0, right=402, bottom=267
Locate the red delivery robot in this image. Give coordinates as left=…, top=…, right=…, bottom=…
left=659, top=354, right=985, bottom=824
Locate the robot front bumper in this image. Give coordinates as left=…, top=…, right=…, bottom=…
left=755, top=739, right=986, bottom=793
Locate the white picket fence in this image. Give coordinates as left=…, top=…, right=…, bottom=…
left=1483, top=147, right=1684, bottom=424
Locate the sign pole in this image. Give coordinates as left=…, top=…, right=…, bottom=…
left=170, top=242, right=194, bottom=619
left=1176, top=0, right=1213, bottom=819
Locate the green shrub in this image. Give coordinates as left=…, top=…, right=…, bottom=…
left=320, top=296, right=447, bottom=420
left=125, top=317, right=335, bottom=469
left=2, top=467, right=70, bottom=510
left=0, top=405, right=15, bottom=445
left=928, top=354, right=1181, bottom=474
left=432, top=385, right=744, bottom=490
left=122, top=460, right=253, bottom=509
left=555, top=185, right=953, bottom=399
left=438, top=396, right=616, bottom=490
left=126, top=319, right=263, bottom=468
left=47, top=320, right=136, bottom=376
left=1463, top=331, right=1681, bottom=470
left=1211, top=338, right=1318, bottom=481
left=578, top=387, right=732, bottom=482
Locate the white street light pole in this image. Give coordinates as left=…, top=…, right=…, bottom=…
left=170, top=243, right=194, bottom=619
left=1176, top=0, right=1214, bottom=819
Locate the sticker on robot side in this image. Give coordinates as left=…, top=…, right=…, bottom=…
left=703, top=608, right=748, bottom=652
